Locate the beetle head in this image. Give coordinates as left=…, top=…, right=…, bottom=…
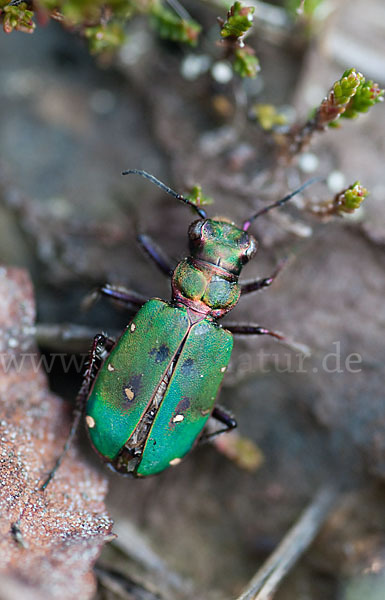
left=188, top=218, right=257, bottom=275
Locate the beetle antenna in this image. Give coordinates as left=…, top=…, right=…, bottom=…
left=242, top=177, right=324, bottom=231
left=122, top=169, right=208, bottom=219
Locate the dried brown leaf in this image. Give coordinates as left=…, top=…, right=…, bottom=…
left=0, top=267, right=113, bottom=600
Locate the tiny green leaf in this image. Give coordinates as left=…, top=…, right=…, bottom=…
left=342, top=80, right=384, bottom=119
left=285, top=0, right=324, bottom=18
left=220, top=1, right=255, bottom=40
left=84, top=23, right=126, bottom=54
left=333, top=181, right=368, bottom=214
left=186, top=185, right=214, bottom=209
left=316, top=68, right=364, bottom=127
left=61, top=0, right=100, bottom=25
left=1, top=2, right=35, bottom=34
left=252, top=104, right=287, bottom=130
left=150, top=4, right=201, bottom=46
left=233, top=46, right=260, bottom=78
left=0, top=0, right=202, bottom=50
left=218, top=2, right=259, bottom=79
left=308, top=181, right=369, bottom=217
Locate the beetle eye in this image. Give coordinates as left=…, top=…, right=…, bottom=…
left=202, top=221, right=214, bottom=237
left=188, top=220, right=204, bottom=241
left=243, top=238, right=258, bottom=262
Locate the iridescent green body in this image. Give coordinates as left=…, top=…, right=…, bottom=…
left=85, top=218, right=257, bottom=476
left=86, top=298, right=232, bottom=475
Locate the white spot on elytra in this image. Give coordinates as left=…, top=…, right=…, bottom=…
left=221, top=366, right=226, bottom=372
left=172, top=414, right=184, bottom=423
left=169, top=458, right=182, bottom=466
left=130, top=323, right=136, bottom=332
left=107, top=363, right=115, bottom=372
left=125, top=387, right=135, bottom=401
left=86, top=415, right=95, bottom=428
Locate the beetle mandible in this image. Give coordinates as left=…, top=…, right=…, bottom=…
left=42, top=170, right=318, bottom=487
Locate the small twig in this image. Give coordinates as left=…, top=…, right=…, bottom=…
left=235, top=485, right=339, bottom=600
left=165, top=0, right=192, bottom=22
left=95, top=565, right=163, bottom=600
left=111, top=520, right=194, bottom=597
left=296, top=0, right=306, bottom=16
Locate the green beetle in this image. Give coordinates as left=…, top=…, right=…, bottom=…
left=42, top=170, right=316, bottom=486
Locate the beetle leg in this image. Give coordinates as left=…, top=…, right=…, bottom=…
left=82, top=284, right=147, bottom=312
left=137, top=233, right=175, bottom=277
left=240, top=258, right=287, bottom=295
left=225, top=323, right=310, bottom=354
left=212, top=405, right=237, bottom=431
left=225, top=323, right=287, bottom=340
left=202, top=408, right=264, bottom=472
left=200, top=405, right=237, bottom=442
left=40, top=334, right=115, bottom=490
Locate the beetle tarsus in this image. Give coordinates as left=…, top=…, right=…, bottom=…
left=200, top=405, right=238, bottom=442
left=240, top=257, right=289, bottom=295
left=40, top=334, right=115, bottom=490
left=82, top=284, right=147, bottom=312
left=224, top=323, right=284, bottom=338
left=40, top=407, right=83, bottom=490
left=225, top=323, right=310, bottom=354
